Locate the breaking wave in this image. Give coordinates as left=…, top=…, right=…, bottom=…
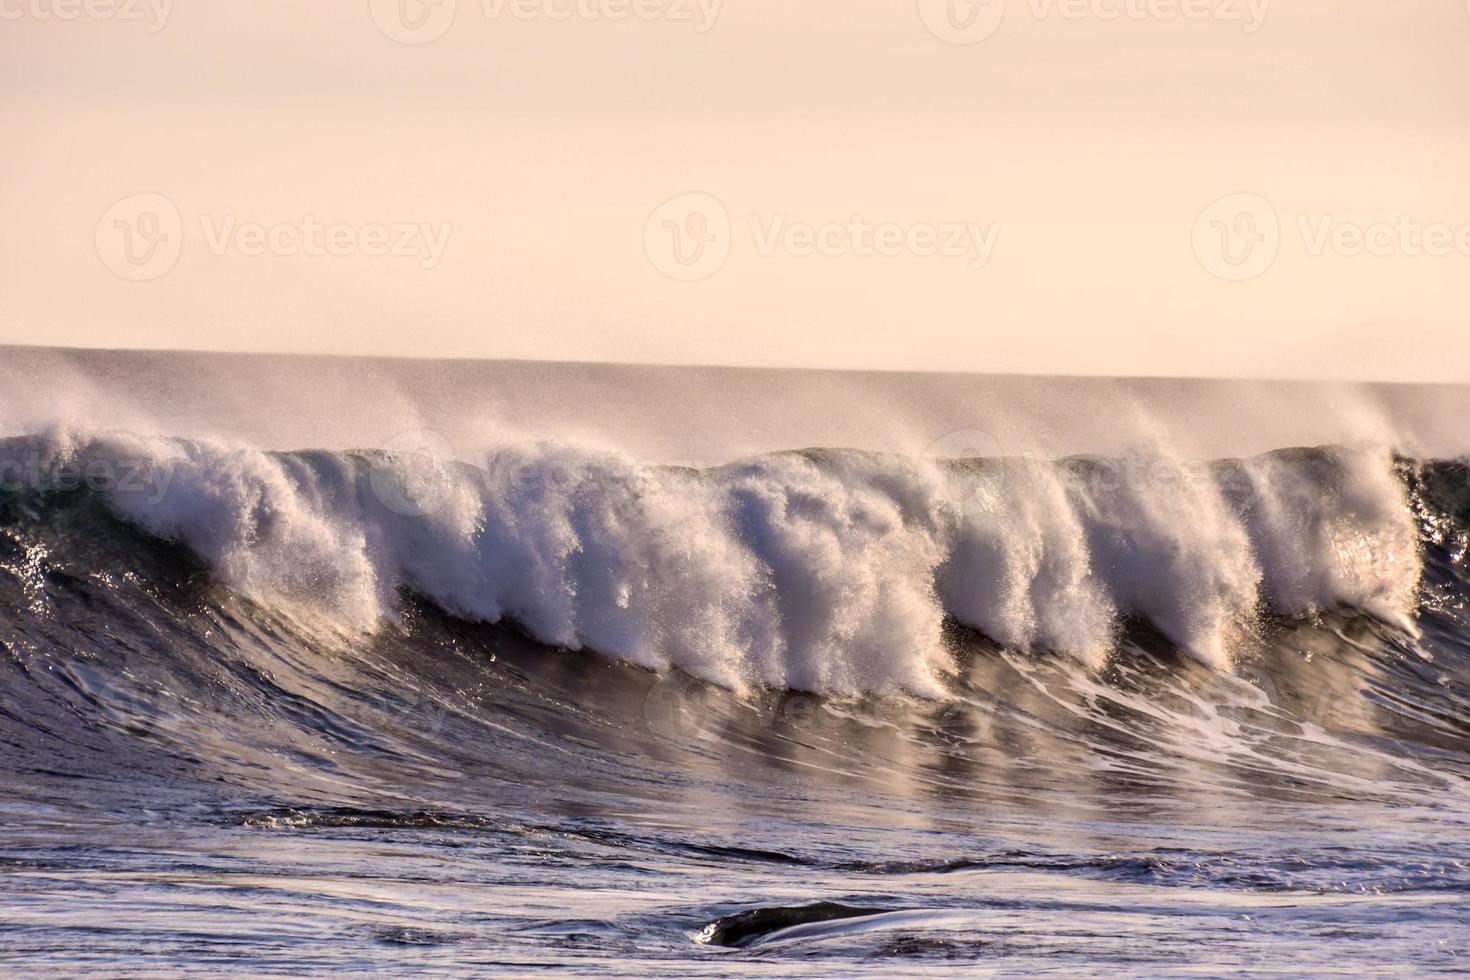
left=0, top=430, right=1441, bottom=696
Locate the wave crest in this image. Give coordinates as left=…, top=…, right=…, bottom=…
left=0, top=430, right=1426, bottom=694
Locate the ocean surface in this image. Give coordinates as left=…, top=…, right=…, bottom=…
left=2, top=348, right=1469, bottom=976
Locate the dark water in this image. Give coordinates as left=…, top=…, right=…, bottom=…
left=2, top=454, right=1470, bottom=976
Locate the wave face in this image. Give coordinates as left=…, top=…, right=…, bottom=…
left=0, top=431, right=1429, bottom=695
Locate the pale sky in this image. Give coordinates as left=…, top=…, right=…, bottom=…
left=3, top=1, right=1468, bottom=381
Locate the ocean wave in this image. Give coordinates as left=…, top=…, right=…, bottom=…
left=0, top=430, right=1440, bottom=695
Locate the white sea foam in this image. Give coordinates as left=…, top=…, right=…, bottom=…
left=0, top=429, right=1424, bottom=695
